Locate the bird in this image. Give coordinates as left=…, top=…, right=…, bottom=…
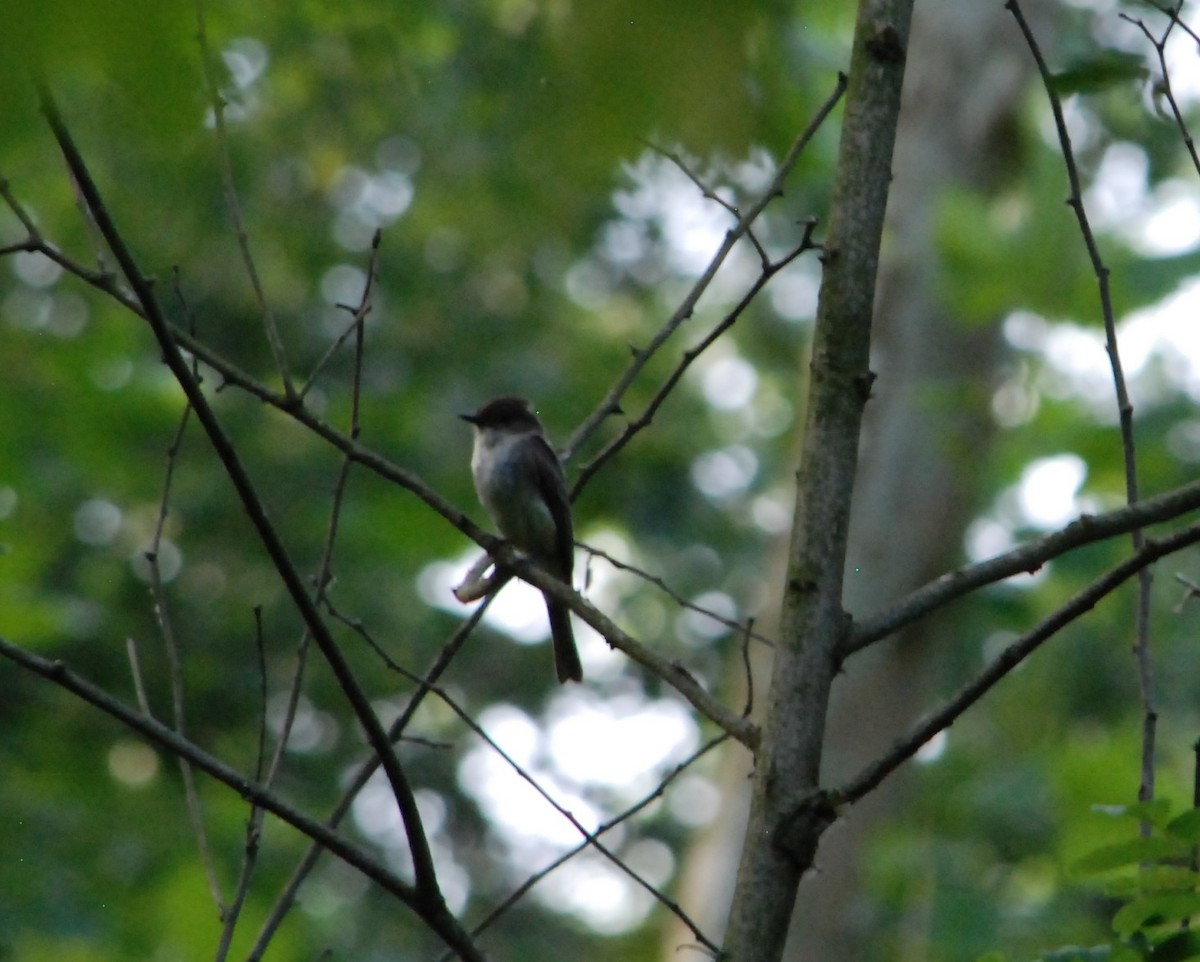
left=460, top=396, right=583, bottom=683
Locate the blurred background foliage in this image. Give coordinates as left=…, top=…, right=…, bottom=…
left=2, top=1, right=1200, bottom=960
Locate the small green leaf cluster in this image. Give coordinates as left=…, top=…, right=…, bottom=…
left=983, top=801, right=1200, bottom=962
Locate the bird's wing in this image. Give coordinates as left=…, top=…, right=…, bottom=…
left=526, top=434, right=574, bottom=578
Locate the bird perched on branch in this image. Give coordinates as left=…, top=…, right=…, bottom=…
left=460, top=396, right=583, bottom=683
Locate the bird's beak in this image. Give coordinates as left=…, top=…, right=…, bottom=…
left=459, top=412, right=478, bottom=425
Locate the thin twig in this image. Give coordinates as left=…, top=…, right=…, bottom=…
left=0, top=634, right=422, bottom=905
left=564, top=72, right=846, bottom=462
left=124, top=637, right=152, bottom=714
left=740, top=618, right=756, bottom=719
left=1120, top=5, right=1200, bottom=178
left=581, top=542, right=776, bottom=648
left=300, top=228, right=383, bottom=403
left=572, top=223, right=819, bottom=498
left=248, top=602, right=494, bottom=960
left=1008, top=0, right=1156, bottom=811
left=215, top=607, right=270, bottom=961
left=195, top=0, right=295, bottom=398
left=1143, top=0, right=1200, bottom=46
left=369, top=657, right=722, bottom=956
left=459, top=733, right=730, bottom=951
left=494, top=542, right=759, bottom=746
left=644, top=142, right=771, bottom=263
left=147, top=402, right=226, bottom=912
left=35, top=85, right=479, bottom=954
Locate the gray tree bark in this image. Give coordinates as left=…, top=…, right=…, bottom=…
left=675, top=2, right=1054, bottom=959
left=719, top=3, right=915, bottom=960
left=788, top=4, right=1045, bottom=958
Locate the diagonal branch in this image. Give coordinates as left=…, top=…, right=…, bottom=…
left=35, top=83, right=465, bottom=939
left=848, top=477, right=1200, bottom=654
left=461, top=733, right=730, bottom=950
left=571, top=223, right=819, bottom=498
left=494, top=545, right=760, bottom=747
left=564, top=72, right=846, bottom=461
left=0, top=635, right=415, bottom=903
left=248, top=601, right=492, bottom=960
left=838, top=518, right=1200, bottom=807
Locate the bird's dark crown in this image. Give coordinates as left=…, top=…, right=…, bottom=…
left=460, top=395, right=542, bottom=429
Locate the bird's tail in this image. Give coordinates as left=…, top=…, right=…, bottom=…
left=548, top=600, right=582, bottom=683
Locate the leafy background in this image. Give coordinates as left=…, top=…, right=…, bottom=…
left=2, top=1, right=1200, bottom=960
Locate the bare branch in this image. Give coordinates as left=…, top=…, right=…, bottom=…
left=849, top=477, right=1200, bottom=653
left=838, top=518, right=1200, bottom=807
left=215, top=607, right=270, bottom=961
left=493, top=546, right=759, bottom=747
left=377, top=660, right=723, bottom=956
left=572, top=222, right=819, bottom=497
left=124, top=637, right=152, bottom=714
left=301, top=228, right=384, bottom=404
left=0, top=637, right=415, bottom=899
left=462, top=733, right=730, bottom=948
left=195, top=0, right=296, bottom=398
left=1120, top=4, right=1200, bottom=178
left=581, top=542, right=776, bottom=648
left=564, top=72, right=846, bottom=460
left=147, top=402, right=226, bottom=912
left=1008, top=0, right=1155, bottom=808
left=36, top=84, right=454, bottom=924
left=644, top=142, right=771, bottom=264
left=248, top=602, right=493, bottom=960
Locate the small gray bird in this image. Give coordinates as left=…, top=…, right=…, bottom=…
left=460, top=396, right=583, bottom=683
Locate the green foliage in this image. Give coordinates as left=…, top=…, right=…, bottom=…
left=1051, top=52, right=1149, bottom=96
left=3, top=0, right=1200, bottom=959
left=1014, top=802, right=1200, bottom=961
left=0, top=1, right=851, bottom=958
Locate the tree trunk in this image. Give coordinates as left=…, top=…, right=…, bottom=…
left=719, top=3, right=915, bottom=960
left=677, top=3, right=1057, bottom=959
left=787, top=4, right=1047, bottom=958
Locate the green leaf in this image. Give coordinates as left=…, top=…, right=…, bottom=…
left=1099, top=866, right=1200, bottom=899
left=1165, top=809, right=1200, bottom=844
left=1050, top=51, right=1148, bottom=95
left=1146, top=929, right=1200, bottom=961
left=1113, top=892, right=1200, bottom=939
left=1074, top=836, right=1193, bottom=874
left=1091, top=800, right=1176, bottom=829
